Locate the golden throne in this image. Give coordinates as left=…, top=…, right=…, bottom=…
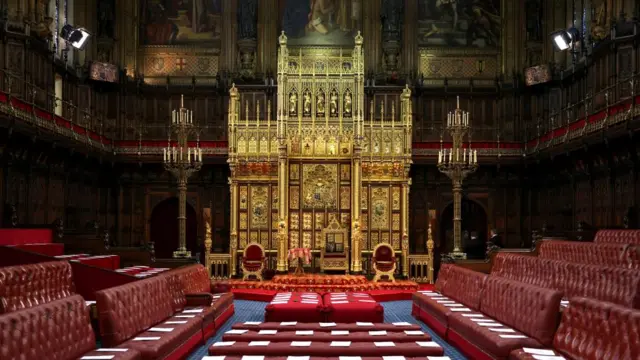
left=372, top=243, right=396, bottom=282
left=241, top=242, right=265, bottom=281
left=320, top=218, right=349, bottom=273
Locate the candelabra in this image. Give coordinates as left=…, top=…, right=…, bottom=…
left=163, top=95, right=203, bottom=258
left=437, top=96, right=478, bottom=259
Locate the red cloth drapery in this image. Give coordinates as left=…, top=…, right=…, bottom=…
left=287, top=247, right=311, bottom=264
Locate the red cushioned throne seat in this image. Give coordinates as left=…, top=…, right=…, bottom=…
left=242, top=242, right=265, bottom=281
left=373, top=243, right=396, bottom=282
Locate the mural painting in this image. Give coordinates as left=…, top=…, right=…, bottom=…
left=141, top=0, right=222, bottom=45
left=417, top=0, right=500, bottom=48
left=280, top=0, right=363, bottom=46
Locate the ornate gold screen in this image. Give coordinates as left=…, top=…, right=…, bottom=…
left=227, top=32, right=413, bottom=276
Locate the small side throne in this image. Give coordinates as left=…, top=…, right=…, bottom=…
left=241, top=242, right=265, bottom=281
left=320, top=218, right=349, bottom=273
left=372, top=243, right=396, bottom=282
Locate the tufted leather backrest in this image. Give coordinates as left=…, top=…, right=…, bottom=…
left=561, top=262, right=640, bottom=309
left=441, top=265, right=487, bottom=310
left=96, top=276, right=174, bottom=347
left=480, top=276, right=561, bottom=346
left=0, top=295, right=95, bottom=360
left=163, top=271, right=187, bottom=313
left=434, top=263, right=453, bottom=292
left=553, top=297, right=639, bottom=360
left=0, top=261, right=75, bottom=314
left=594, top=229, right=640, bottom=245
left=539, top=240, right=631, bottom=268
left=624, top=245, right=640, bottom=270
left=491, top=253, right=555, bottom=288
left=167, top=264, right=211, bottom=294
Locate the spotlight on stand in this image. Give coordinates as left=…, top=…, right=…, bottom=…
left=60, top=24, right=91, bottom=50
left=551, top=28, right=580, bottom=51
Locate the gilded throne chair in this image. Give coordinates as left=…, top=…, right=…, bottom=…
left=372, top=243, right=396, bottom=282
left=241, top=242, right=265, bottom=281
left=320, top=218, right=350, bottom=273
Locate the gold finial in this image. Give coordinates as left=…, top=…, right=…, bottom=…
left=354, top=31, right=363, bottom=46
left=180, top=94, right=184, bottom=108
left=230, top=83, right=238, bottom=97
left=279, top=31, right=288, bottom=45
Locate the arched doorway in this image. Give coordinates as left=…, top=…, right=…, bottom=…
left=150, top=197, right=198, bottom=259
left=439, top=199, right=488, bottom=260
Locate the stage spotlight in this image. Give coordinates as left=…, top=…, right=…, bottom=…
left=60, top=24, right=91, bottom=50
left=551, top=28, right=579, bottom=51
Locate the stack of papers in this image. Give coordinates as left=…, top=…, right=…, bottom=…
left=258, top=330, right=278, bottom=335
left=330, top=341, right=351, bottom=347
left=226, top=329, right=248, bottom=335
left=290, top=341, right=311, bottom=347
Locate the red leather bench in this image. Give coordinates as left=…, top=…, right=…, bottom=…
left=492, top=253, right=640, bottom=308
left=446, top=276, right=562, bottom=360
left=221, top=329, right=432, bottom=342
left=594, top=229, right=640, bottom=245
left=538, top=240, right=637, bottom=268
left=232, top=321, right=422, bottom=332
left=412, top=264, right=487, bottom=337
left=0, top=260, right=75, bottom=314
left=208, top=340, right=445, bottom=357
left=265, top=292, right=325, bottom=323
left=510, top=297, right=640, bottom=360
left=197, top=358, right=442, bottom=360
left=95, top=276, right=204, bottom=360
left=164, top=265, right=235, bottom=339
left=322, top=292, right=384, bottom=323
left=0, top=294, right=139, bottom=360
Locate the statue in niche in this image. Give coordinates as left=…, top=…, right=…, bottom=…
left=303, top=92, right=312, bottom=115
left=237, top=0, right=258, bottom=40
left=289, top=92, right=298, bottom=115
left=344, top=91, right=352, bottom=117
left=525, top=0, right=542, bottom=41
left=97, top=0, right=115, bottom=38
left=317, top=92, right=326, bottom=115
left=330, top=91, right=338, bottom=116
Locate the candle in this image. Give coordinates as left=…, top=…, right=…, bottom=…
left=463, top=148, right=466, bottom=163
left=180, top=148, right=183, bottom=161
left=199, top=148, right=203, bottom=162
left=163, top=148, right=167, bottom=161
left=474, top=150, right=477, bottom=163
left=449, top=149, right=452, bottom=162
left=456, top=148, right=459, bottom=161
left=190, top=110, right=193, bottom=123
left=438, top=151, right=442, bottom=164
left=457, top=96, right=460, bottom=108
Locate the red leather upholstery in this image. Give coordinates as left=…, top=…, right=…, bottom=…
left=163, top=265, right=235, bottom=339
left=95, top=276, right=204, bottom=359
left=221, top=330, right=432, bottom=343
left=510, top=297, right=640, bottom=360
left=412, top=264, right=487, bottom=337
left=0, top=261, right=75, bottom=314
left=0, top=295, right=139, bottom=360
left=594, top=229, right=640, bottom=245
left=447, top=277, right=562, bottom=359
left=538, top=240, right=635, bottom=268
left=492, top=253, right=640, bottom=308
left=243, top=244, right=265, bottom=271
left=232, top=322, right=422, bottom=332
left=373, top=245, right=395, bottom=272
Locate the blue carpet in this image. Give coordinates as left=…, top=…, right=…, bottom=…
left=187, top=300, right=467, bottom=360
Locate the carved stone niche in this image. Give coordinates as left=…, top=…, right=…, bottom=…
left=237, top=38, right=257, bottom=78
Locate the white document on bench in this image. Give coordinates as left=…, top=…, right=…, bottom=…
left=182, top=309, right=203, bottom=313
left=531, top=356, right=565, bottom=360
left=332, top=301, right=349, bottom=304
left=259, top=330, right=278, bottom=335
left=290, top=341, right=312, bottom=347
left=244, top=321, right=262, bottom=325
left=148, top=327, right=174, bottom=332
left=175, top=315, right=196, bottom=318
left=96, top=349, right=128, bottom=352
left=449, top=308, right=471, bottom=312
left=320, top=322, right=337, bottom=327
left=356, top=322, right=374, bottom=326
left=133, top=337, right=161, bottom=341
left=477, top=322, right=503, bottom=327
left=295, top=330, right=314, bottom=335
left=462, top=314, right=484, bottom=317
left=524, top=349, right=556, bottom=355
left=165, top=321, right=188, bottom=325
left=374, top=342, right=395, bottom=347
left=248, top=341, right=270, bottom=346
left=241, top=356, right=265, bottom=360
left=427, top=357, right=452, bottom=360
left=226, top=329, right=249, bottom=334
left=339, top=357, right=361, bottom=360
left=369, top=331, right=387, bottom=336
left=81, top=356, right=114, bottom=360
left=489, top=328, right=516, bottom=333
left=499, top=335, right=527, bottom=339
left=383, top=356, right=406, bottom=360
left=332, top=330, right=349, bottom=335
left=212, top=341, right=236, bottom=347
left=393, top=322, right=412, bottom=326
left=436, top=301, right=456, bottom=304
left=281, top=322, right=297, bottom=326
left=288, top=357, right=310, bottom=360
left=443, top=304, right=464, bottom=307
left=404, top=330, right=424, bottom=335
left=471, top=318, right=495, bottom=323
left=416, top=341, right=440, bottom=347
left=330, top=341, right=352, bottom=347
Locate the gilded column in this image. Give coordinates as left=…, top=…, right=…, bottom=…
left=276, top=32, right=290, bottom=273
left=351, top=32, right=365, bottom=273
left=401, top=85, right=412, bottom=278
left=229, top=178, right=238, bottom=276
left=228, top=85, right=240, bottom=276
